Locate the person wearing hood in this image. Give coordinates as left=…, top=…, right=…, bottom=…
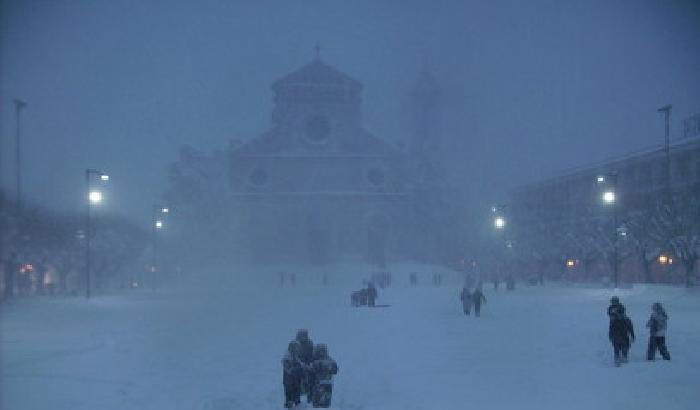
left=310, top=343, right=338, bottom=408
left=607, top=296, right=635, bottom=366
left=646, top=302, right=671, bottom=361
left=282, top=340, right=303, bottom=408
left=607, top=296, right=626, bottom=319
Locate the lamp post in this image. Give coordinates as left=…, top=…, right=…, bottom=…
left=597, top=173, right=619, bottom=289
left=151, top=205, right=169, bottom=290
left=657, top=104, right=672, bottom=193
left=13, top=99, right=27, bottom=211
left=85, top=169, right=108, bottom=299
left=492, top=204, right=508, bottom=279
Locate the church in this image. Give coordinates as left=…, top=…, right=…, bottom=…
left=227, top=55, right=435, bottom=265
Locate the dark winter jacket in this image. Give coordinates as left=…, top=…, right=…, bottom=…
left=367, top=284, right=378, bottom=300
left=607, top=303, right=626, bottom=320
left=609, top=315, right=635, bottom=345
left=282, top=341, right=303, bottom=386
left=296, top=336, right=315, bottom=365
left=472, top=289, right=487, bottom=306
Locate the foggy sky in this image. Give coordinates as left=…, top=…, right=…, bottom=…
left=1, top=0, right=699, bottom=226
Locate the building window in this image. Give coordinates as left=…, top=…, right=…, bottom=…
left=304, top=115, right=331, bottom=145
left=367, top=168, right=385, bottom=187
left=249, top=167, right=268, bottom=187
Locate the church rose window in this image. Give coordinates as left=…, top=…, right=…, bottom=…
left=249, top=167, right=268, bottom=186
left=367, top=168, right=385, bottom=187
left=304, top=115, right=331, bottom=144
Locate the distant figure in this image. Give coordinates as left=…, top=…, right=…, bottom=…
left=282, top=341, right=303, bottom=408
left=646, top=302, right=671, bottom=361
left=472, top=286, right=487, bottom=317
left=409, top=272, right=417, bottom=286
left=290, top=273, right=296, bottom=286
left=310, top=344, right=339, bottom=408
left=460, top=287, right=472, bottom=316
left=36, top=257, right=48, bottom=295
left=493, top=275, right=500, bottom=291
left=3, top=252, right=19, bottom=300
left=608, top=296, right=635, bottom=366
left=506, top=275, right=515, bottom=291
left=366, top=282, right=378, bottom=307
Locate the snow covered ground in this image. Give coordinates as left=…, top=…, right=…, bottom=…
left=2, top=264, right=699, bottom=410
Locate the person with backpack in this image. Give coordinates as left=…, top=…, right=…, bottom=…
left=607, top=296, right=635, bottom=366
left=646, top=302, right=671, bottom=361
left=295, top=329, right=315, bottom=402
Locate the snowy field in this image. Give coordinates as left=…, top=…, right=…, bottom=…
left=2, top=265, right=699, bottom=410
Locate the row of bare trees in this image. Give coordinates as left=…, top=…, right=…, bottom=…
left=510, top=190, right=700, bottom=287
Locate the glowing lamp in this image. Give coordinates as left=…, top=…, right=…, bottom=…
left=89, top=191, right=103, bottom=204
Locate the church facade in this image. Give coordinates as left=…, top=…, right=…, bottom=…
left=228, top=57, right=412, bottom=264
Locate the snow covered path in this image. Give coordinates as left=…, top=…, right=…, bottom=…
left=2, top=268, right=699, bottom=410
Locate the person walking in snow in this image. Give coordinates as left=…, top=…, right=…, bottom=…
left=646, top=302, right=671, bottom=361
left=282, top=340, right=303, bottom=408
left=607, top=296, right=626, bottom=319
left=607, top=297, right=635, bottom=366
left=460, top=286, right=472, bottom=316
left=309, top=343, right=339, bottom=408
left=472, top=286, right=487, bottom=317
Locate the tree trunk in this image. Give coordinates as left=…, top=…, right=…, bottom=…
left=642, top=259, right=653, bottom=284
left=685, top=260, right=695, bottom=288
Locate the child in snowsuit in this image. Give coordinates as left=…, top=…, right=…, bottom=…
left=310, top=344, right=338, bottom=408
left=472, top=287, right=487, bottom=317
left=282, top=341, right=303, bottom=408
left=607, top=297, right=635, bottom=366
left=460, top=287, right=472, bottom=315
left=646, top=302, right=671, bottom=361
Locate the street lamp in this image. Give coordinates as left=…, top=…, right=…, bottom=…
left=596, top=172, right=619, bottom=289
left=494, top=216, right=506, bottom=229
left=89, top=190, right=103, bottom=204
left=13, top=98, right=27, bottom=210
left=658, top=254, right=673, bottom=265
left=85, top=168, right=108, bottom=299
left=151, top=204, right=171, bottom=290
left=566, top=258, right=577, bottom=268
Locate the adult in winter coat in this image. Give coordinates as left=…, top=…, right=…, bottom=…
left=608, top=298, right=635, bottom=366
left=310, top=344, right=339, bottom=408
left=646, top=302, right=671, bottom=361
left=472, top=287, right=487, bottom=317
left=282, top=340, right=303, bottom=408
left=460, top=287, right=472, bottom=315
left=366, top=282, right=378, bottom=307
left=295, top=329, right=315, bottom=400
